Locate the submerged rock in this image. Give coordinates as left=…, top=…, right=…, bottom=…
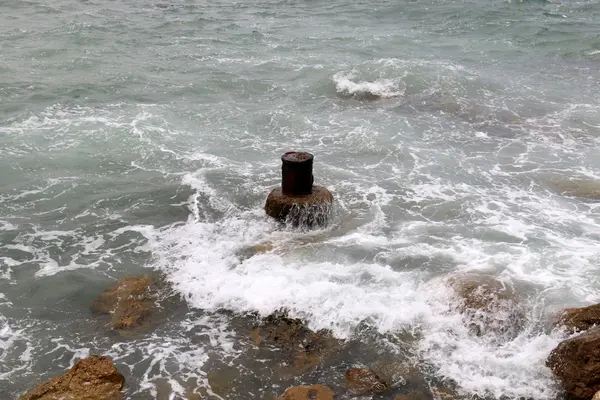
left=558, top=304, right=600, bottom=333
left=278, top=385, right=334, bottom=400
left=249, top=314, right=340, bottom=374
left=20, top=355, right=124, bottom=400
left=547, top=326, right=600, bottom=399
left=448, top=274, right=525, bottom=340
left=91, top=275, right=158, bottom=331
left=345, top=367, right=388, bottom=394
left=546, top=177, right=600, bottom=200
left=394, top=392, right=430, bottom=400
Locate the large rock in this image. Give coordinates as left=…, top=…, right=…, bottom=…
left=20, top=355, right=124, bottom=400
left=558, top=304, right=600, bottom=333
left=91, top=275, right=157, bottom=330
left=448, top=274, right=525, bottom=340
left=547, top=326, right=600, bottom=399
left=265, top=186, right=333, bottom=227
left=278, top=385, right=334, bottom=400
left=345, top=368, right=388, bottom=394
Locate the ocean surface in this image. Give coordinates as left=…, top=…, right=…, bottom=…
left=2, top=0, right=600, bottom=398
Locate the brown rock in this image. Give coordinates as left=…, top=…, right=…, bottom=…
left=449, top=274, right=525, bottom=339
left=278, top=385, right=334, bottom=400
left=20, top=355, right=124, bottom=400
left=265, top=186, right=333, bottom=227
left=345, top=368, right=388, bottom=394
left=547, top=326, right=600, bottom=399
left=558, top=304, right=600, bottom=333
left=431, top=386, right=457, bottom=400
left=91, top=275, right=156, bottom=330
left=251, top=314, right=340, bottom=373
left=547, top=178, right=600, bottom=200
left=394, top=392, right=430, bottom=400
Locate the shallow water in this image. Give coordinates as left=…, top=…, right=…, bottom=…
left=2, top=0, right=600, bottom=398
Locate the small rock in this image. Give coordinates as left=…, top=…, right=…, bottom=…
left=558, top=304, right=600, bottom=333
left=593, top=391, right=600, bottom=400
left=547, top=325, right=600, bottom=399
left=20, top=355, right=124, bottom=400
left=431, top=386, right=457, bottom=400
left=448, top=274, right=525, bottom=340
left=346, top=368, right=388, bottom=394
left=278, top=385, right=334, bottom=400
left=91, top=275, right=157, bottom=330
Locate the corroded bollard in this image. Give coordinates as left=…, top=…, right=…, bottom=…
left=265, top=152, right=333, bottom=227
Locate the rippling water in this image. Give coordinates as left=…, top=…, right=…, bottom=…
left=2, top=0, right=600, bottom=398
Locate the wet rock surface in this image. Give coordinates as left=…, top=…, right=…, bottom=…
left=91, top=275, right=160, bottom=331
left=278, top=384, right=335, bottom=400
left=546, top=178, right=600, bottom=200
left=20, top=355, right=124, bottom=400
left=265, top=186, right=333, bottom=227
left=249, top=314, right=341, bottom=375
left=558, top=304, right=600, bottom=333
left=448, top=274, right=525, bottom=340
left=547, top=326, right=600, bottom=400
left=345, top=367, right=388, bottom=394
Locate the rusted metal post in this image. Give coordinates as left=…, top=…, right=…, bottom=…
left=281, top=151, right=314, bottom=195
left=264, top=151, right=333, bottom=228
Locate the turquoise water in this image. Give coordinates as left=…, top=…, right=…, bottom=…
left=2, top=0, right=600, bottom=398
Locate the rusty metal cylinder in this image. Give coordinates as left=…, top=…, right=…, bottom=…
left=281, top=151, right=314, bottom=195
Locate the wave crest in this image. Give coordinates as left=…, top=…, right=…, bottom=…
left=333, top=72, right=403, bottom=100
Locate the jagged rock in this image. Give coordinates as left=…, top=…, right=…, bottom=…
left=278, top=385, right=334, bottom=400
left=345, top=368, right=388, bottom=394
left=448, top=274, right=525, bottom=340
left=250, top=314, right=339, bottom=373
left=547, top=326, right=600, bottom=399
left=20, top=355, right=124, bottom=400
left=91, top=275, right=157, bottom=330
left=558, top=304, right=600, bottom=333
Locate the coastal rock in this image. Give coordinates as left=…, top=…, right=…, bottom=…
left=265, top=186, right=333, bottom=227
left=250, top=314, right=340, bottom=373
left=547, top=178, right=600, bottom=200
left=547, top=326, right=600, bottom=399
left=394, top=392, right=430, bottom=400
left=345, top=368, right=388, bottom=394
left=91, top=275, right=157, bottom=330
left=278, top=385, right=334, bottom=400
left=558, top=304, right=600, bottom=333
left=20, top=355, right=124, bottom=400
left=449, top=274, right=525, bottom=339
left=431, top=386, right=458, bottom=400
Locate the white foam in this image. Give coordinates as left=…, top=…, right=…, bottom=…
left=333, top=72, right=403, bottom=99
left=138, top=154, right=600, bottom=400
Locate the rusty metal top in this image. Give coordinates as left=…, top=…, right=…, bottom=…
left=281, top=151, right=313, bottom=163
